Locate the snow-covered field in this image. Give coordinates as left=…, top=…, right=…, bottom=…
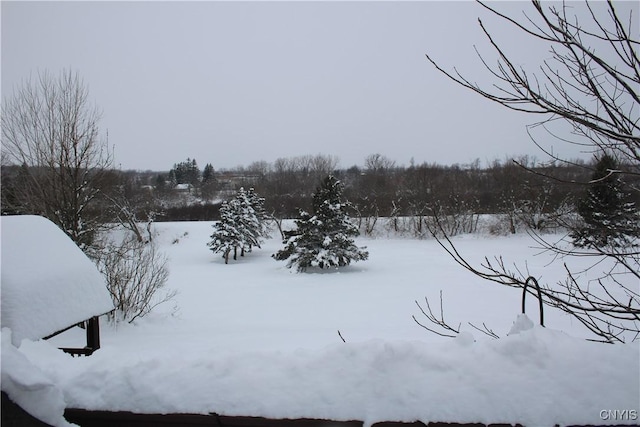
left=7, top=221, right=640, bottom=426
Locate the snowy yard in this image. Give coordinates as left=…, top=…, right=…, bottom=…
left=8, top=221, right=640, bottom=426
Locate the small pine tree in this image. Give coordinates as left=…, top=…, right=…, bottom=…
left=273, top=175, right=368, bottom=272
left=208, top=187, right=269, bottom=263
left=571, top=154, right=639, bottom=248
left=208, top=199, right=243, bottom=263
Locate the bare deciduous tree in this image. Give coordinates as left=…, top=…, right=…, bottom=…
left=425, top=0, right=639, bottom=343
left=2, top=70, right=175, bottom=323
left=1, top=69, right=112, bottom=248
left=364, top=153, right=396, bottom=172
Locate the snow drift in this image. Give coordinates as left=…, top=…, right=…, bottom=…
left=1, top=215, right=114, bottom=345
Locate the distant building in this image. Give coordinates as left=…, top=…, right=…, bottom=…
left=216, top=173, right=261, bottom=191
left=173, top=183, right=194, bottom=194
left=1, top=215, right=114, bottom=355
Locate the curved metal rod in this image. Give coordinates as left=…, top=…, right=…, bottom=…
left=522, top=276, right=545, bottom=327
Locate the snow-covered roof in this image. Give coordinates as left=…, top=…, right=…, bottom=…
left=1, top=215, right=114, bottom=345
left=174, top=183, right=192, bottom=190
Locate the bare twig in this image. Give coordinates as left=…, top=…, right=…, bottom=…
left=468, top=322, right=501, bottom=339
left=413, top=292, right=461, bottom=338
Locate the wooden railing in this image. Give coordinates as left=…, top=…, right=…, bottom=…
left=63, top=408, right=526, bottom=427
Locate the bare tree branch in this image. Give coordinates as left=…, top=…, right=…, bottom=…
left=412, top=292, right=461, bottom=338
left=422, top=0, right=639, bottom=344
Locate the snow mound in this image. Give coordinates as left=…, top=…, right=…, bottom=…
left=507, top=313, right=535, bottom=335
left=19, top=317, right=639, bottom=427
left=1, top=328, right=76, bottom=427
left=1, top=215, right=114, bottom=345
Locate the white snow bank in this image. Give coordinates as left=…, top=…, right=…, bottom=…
left=1, top=215, right=114, bottom=344
left=19, top=316, right=639, bottom=427
left=1, top=328, right=76, bottom=427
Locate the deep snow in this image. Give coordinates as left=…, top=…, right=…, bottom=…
left=4, top=221, right=639, bottom=426
left=1, top=215, right=114, bottom=345
left=1, top=329, right=73, bottom=427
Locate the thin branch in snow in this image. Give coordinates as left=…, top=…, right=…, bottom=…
left=413, top=292, right=461, bottom=338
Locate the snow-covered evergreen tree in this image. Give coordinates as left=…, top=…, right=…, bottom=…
left=208, top=199, right=243, bottom=264
left=273, top=175, right=368, bottom=272
left=208, top=187, right=269, bottom=263
left=233, top=187, right=264, bottom=256
left=247, top=187, right=271, bottom=241
left=571, top=154, right=639, bottom=248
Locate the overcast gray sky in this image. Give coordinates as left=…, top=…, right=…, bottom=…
left=2, top=1, right=636, bottom=171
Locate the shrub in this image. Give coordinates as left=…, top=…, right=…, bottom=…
left=95, top=233, right=174, bottom=323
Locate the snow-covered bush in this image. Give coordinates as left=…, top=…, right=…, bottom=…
left=424, top=210, right=479, bottom=238
left=273, top=175, right=368, bottom=272
left=95, top=233, right=174, bottom=323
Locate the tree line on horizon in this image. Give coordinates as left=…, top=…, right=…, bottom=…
left=3, top=151, right=639, bottom=233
